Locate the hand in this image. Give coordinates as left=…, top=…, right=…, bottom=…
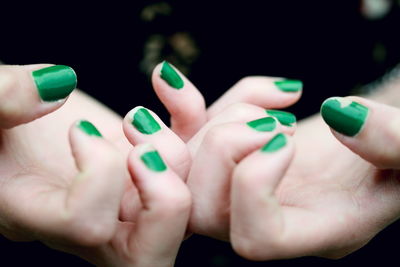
left=0, top=63, right=190, bottom=267
left=226, top=96, right=400, bottom=261
left=124, top=61, right=302, bottom=241
left=142, top=61, right=400, bottom=261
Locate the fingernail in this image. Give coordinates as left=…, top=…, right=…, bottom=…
left=32, top=65, right=77, bottom=102
left=265, top=110, right=296, bottom=127
left=247, top=117, right=277, bottom=132
left=77, top=120, right=103, bottom=137
left=131, top=107, right=161, bottom=135
left=274, top=79, right=303, bottom=92
left=261, top=133, right=287, bottom=152
left=320, top=97, right=369, bottom=137
left=160, top=61, right=184, bottom=89
left=140, top=148, right=167, bottom=172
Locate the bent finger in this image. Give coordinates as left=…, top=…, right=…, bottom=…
left=230, top=133, right=296, bottom=260
left=64, top=120, right=127, bottom=245
left=188, top=103, right=296, bottom=156
left=188, top=121, right=282, bottom=240
left=207, top=76, right=302, bottom=118
left=127, top=144, right=191, bottom=263
left=123, top=106, right=191, bottom=179
left=152, top=61, right=207, bottom=141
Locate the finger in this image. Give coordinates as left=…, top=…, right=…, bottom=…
left=187, top=120, right=283, bottom=240
left=127, top=144, right=191, bottom=263
left=123, top=106, right=191, bottom=179
left=207, top=76, right=302, bottom=118
left=231, top=133, right=362, bottom=260
left=320, top=96, right=400, bottom=169
left=230, top=133, right=297, bottom=260
left=187, top=103, right=296, bottom=156
left=5, top=121, right=128, bottom=245
left=152, top=61, right=207, bottom=141
left=0, top=64, right=77, bottom=128
left=64, top=120, right=127, bottom=245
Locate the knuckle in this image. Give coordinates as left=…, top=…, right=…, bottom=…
left=226, top=102, right=253, bottom=115
left=63, top=213, right=115, bottom=246
left=203, top=124, right=235, bottom=150
left=74, top=220, right=114, bottom=246
left=172, top=148, right=192, bottom=178
left=232, top=166, right=252, bottom=191
left=0, top=71, right=22, bottom=122
left=95, top=145, right=124, bottom=170
left=154, top=187, right=192, bottom=217
left=231, top=230, right=284, bottom=261
left=231, top=227, right=288, bottom=261
left=237, top=76, right=258, bottom=88
left=222, top=102, right=262, bottom=120
left=237, top=76, right=274, bottom=90
left=0, top=70, right=18, bottom=99
left=231, top=234, right=266, bottom=261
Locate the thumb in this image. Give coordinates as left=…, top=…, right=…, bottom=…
left=0, top=64, right=77, bottom=128
left=321, top=96, right=400, bottom=169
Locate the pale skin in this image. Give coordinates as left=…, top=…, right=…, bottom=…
left=144, top=63, right=400, bottom=260
left=1, top=61, right=400, bottom=265
left=0, top=64, right=191, bottom=267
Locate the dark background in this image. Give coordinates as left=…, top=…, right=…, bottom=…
left=1, top=1, right=400, bottom=266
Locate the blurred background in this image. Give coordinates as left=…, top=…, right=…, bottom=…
left=1, top=0, right=400, bottom=266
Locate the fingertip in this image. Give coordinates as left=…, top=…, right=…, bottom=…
left=70, top=119, right=104, bottom=144
left=69, top=119, right=107, bottom=169
left=128, top=143, right=190, bottom=209
left=273, top=78, right=303, bottom=105
left=273, top=78, right=303, bottom=93
left=0, top=64, right=77, bottom=128
left=321, top=96, right=400, bottom=169
left=136, top=143, right=168, bottom=173
left=123, top=106, right=163, bottom=140
left=153, top=61, right=185, bottom=90
left=265, top=110, right=297, bottom=135
left=127, top=143, right=169, bottom=188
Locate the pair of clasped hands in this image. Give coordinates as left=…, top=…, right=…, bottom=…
left=1, top=62, right=400, bottom=267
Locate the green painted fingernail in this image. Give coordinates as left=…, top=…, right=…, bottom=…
left=32, top=65, right=77, bottom=102
left=247, top=117, right=277, bottom=132
left=131, top=107, right=161, bottom=134
left=77, top=120, right=102, bottom=137
left=274, top=79, right=303, bottom=92
left=266, top=110, right=296, bottom=127
left=160, top=61, right=184, bottom=89
left=261, top=133, right=287, bottom=152
left=141, top=150, right=167, bottom=172
left=320, top=97, right=369, bottom=137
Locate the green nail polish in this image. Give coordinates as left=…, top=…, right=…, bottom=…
left=320, top=97, right=369, bottom=137
left=261, top=133, right=287, bottom=152
left=266, top=110, right=296, bottom=127
left=141, top=150, right=167, bottom=172
left=32, top=65, right=77, bottom=102
left=160, top=61, right=184, bottom=89
left=247, top=117, right=277, bottom=132
left=274, top=79, right=303, bottom=92
left=132, top=108, right=161, bottom=134
left=77, top=120, right=102, bottom=137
